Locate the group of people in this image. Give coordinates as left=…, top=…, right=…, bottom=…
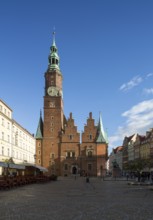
left=126, top=171, right=153, bottom=182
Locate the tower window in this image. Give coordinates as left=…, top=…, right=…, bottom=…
left=69, top=135, right=73, bottom=140
left=89, top=134, right=92, bottom=140
left=52, top=47, right=56, bottom=52
left=56, top=59, right=58, bottom=64
left=52, top=58, right=55, bottom=64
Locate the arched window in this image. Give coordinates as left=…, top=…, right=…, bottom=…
left=52, top=58, right=55, bottom=64
left=88, top=151, right=92, bottom=157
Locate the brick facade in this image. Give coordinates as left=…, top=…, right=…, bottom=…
left=36, top=35, right=108, bottom=176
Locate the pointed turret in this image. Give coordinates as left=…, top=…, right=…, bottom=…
left=96, top=112, right=108, bottom=143
left=48, top=32, right=60, bottom=71
left=35, top=111, right=43, bottom=139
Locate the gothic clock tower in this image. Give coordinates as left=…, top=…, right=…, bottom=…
left=35, top=33, right=108, bottom=177
left=43, top=32, right=64, bottom=174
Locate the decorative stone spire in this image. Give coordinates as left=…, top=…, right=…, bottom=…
left=35, top=110, right=43, bottom=139
left=96, top=112, right=108, bottom=143
left=48, top=32, right=60, bottom=71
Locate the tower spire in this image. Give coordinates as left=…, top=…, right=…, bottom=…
left=96, top=112, right=108, bottom=143
left=48, top=31, right=60, bottom=71
left=35, top=111, right=43, bottom=139
left=52, top=31, right=56, bottom=46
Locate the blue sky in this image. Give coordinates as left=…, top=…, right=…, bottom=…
left=0, top=0, right=153, bottom=153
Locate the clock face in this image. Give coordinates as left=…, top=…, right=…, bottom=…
left=48, top=87, right=58, bottom=96
left=47, top=86, right=63, bottom=97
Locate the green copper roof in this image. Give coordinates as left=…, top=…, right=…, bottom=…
left=96, top=112, right=108, bottom=143
left=35, top=111, right=43, bottom=139
left=48, top=32, right=60, bottom=71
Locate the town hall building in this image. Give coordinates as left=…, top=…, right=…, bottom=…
left=35, top=33, right=108, bottom=176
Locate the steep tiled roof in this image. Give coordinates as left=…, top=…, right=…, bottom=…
left=113, top=146, right=123, bottom=153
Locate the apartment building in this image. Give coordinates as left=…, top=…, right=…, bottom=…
left=0, top=99, right=35, bottom=174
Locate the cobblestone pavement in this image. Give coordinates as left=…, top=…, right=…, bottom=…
left=0, top=177, right=153, bottom=220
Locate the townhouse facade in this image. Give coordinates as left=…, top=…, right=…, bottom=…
left=109, top=128, right=153, bottom=174
left=122, top=129, right=153, bottom=172
left=0, top=99, right=36, bottom=174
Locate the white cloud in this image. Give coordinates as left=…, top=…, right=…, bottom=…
left=108, top=99, right=153, bottom=152
left=143, top=88, right=153, bottom=95
left=119, top=75, right=143, bottom=92
left=146, top=73, right=153, bottom=78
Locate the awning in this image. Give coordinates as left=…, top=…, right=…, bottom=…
left=9, top=163, right=25, bottom=170
left=0, top=162, right=25, bottom=169
left=0, top=161, right=8, bottom=168
left=35, top=165, right=48, bottom=172
left=18, top=163, right=48, bottom=172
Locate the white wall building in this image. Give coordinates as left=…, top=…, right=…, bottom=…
left=128, top=133, right=137, bottom=162
left=0, top=99, right=35, bottom=174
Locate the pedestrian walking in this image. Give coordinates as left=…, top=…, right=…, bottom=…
left=86, top=176, right=89, bottom=183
